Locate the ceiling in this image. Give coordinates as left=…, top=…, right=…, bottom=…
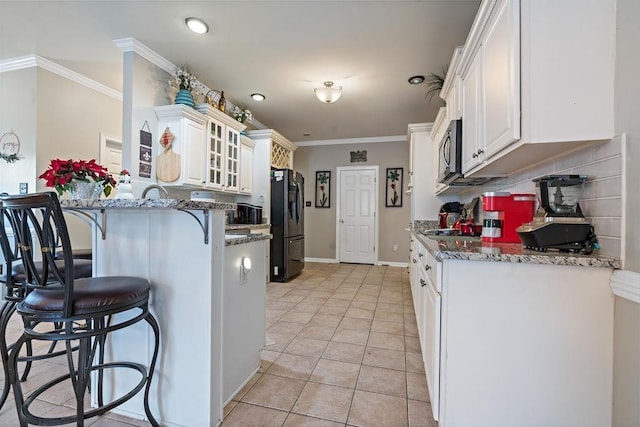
left=0, top=1, right=480, bottom=143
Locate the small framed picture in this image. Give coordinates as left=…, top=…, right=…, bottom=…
left=385, top=167, right=403, bottom=207
left=315, top=171, right=331, bottom=208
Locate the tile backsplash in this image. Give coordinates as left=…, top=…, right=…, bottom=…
left=476, top=136, right=624, bottom=259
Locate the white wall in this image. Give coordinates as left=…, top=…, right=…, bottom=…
left=0, top=68, right=37, bottom=195
left=294, top=141, right=410, bottom=264
left=0, top=66, right=122, bottom=250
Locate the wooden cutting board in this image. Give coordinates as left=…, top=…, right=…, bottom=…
left=156, top=149, right=181, bottom=182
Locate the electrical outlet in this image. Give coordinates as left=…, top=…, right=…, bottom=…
left=393, top=244, right=398, bottom=252
left=19, top=182, right=28, bottom=194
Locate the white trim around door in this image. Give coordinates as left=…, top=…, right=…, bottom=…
left=335, top=165, right=379, bottom=265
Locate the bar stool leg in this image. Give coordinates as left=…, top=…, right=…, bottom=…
left=144, top=311, right=161, bottom=427
left=7, top=331, right=29, bottom=427
left=0, top=301, right=16, bottom=409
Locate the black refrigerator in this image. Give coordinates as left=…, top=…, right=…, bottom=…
left=270, top=168, right=304, bottom=282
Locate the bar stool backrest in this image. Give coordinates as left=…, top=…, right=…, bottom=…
left=0, top=192, right=76, bottom=317
left=0, top=204, right=26, bottom=301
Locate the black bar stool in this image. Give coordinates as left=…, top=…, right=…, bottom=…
left=0, top=192, right=160, bottom=426
left=0, top=203, right=93, bottom=411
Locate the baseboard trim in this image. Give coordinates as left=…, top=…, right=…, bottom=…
left=305, top=258, right=338, bottom=264
left=611, top=269, right=640, bottom=304
left=377, top=261, right=409, bottom=268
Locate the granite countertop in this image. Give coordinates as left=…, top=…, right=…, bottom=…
left=60, top=199, right=236, bottom=211
left=226, top=224, right=271, bottom=231
left=225, top=233, right=271, bottom=246
left=411, top=227, right=621, bottom=269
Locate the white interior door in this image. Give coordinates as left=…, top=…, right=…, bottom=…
left=99, top=132, right=123, bottom=175
left=99, top=132, right=122, bottom=200
left=337, top=166, right=378, bottom=264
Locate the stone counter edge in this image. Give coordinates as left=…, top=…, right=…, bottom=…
left=61, top=199, right=236, bottom=211
left=413, top=231, right=621, bottom=269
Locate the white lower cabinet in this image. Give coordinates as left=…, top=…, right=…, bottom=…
left=411, top=233, right=614, bottom=427
left=413, top=239, right=442, bottom=420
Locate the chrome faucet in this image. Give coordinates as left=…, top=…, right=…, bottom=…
left=141, top=184, right=169, bottom=199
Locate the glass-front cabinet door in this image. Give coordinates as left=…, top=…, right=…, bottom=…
left=206, top=119, right=224, bottom=190
left=225, top=128, right=240, bottom=192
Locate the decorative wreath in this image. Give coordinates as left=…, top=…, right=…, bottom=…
left=0, top=130, right=21, bottom=163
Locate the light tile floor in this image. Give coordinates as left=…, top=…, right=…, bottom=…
left=222, top=262, right=438, bottom=427
left=0, top=262, right=437, bottom=427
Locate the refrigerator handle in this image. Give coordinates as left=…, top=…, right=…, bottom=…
left=295, top=182, right=301, bottom=224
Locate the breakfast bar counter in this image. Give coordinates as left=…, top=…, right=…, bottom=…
left=61, top=199, right=268, bottom=427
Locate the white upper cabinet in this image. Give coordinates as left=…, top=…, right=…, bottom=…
left=441, top=45, right=464, bottom=123
left=155, top=105, right=207, bottom=187
left=460, top=0, right=519, bottom=175
left=225, top=128, right=240, bottom=192
left=239, top=136, right=255, bottom=195
left=461, top=49, right=484, bottom=174
left=154, top=104, right=249, bottom=194
left=196, top=104, right=247, bottom=193
left=206, top=119, right=225, bottom=190
left=481, top=0, right=520, bottom=158
left=442, top=0, right=614, bottom=181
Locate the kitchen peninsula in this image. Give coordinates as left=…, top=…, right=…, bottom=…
left=409, top=224, right=620, bottom=427
left=61, top=198, right=269, bottom=427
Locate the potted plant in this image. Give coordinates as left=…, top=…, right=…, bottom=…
left=169, top=64, right=199, bottom=108
left=39, top=158, right=116, bottom=199
left=425, top=66, right=448, bottom=103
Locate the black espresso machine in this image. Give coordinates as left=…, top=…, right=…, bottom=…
left=516, top=175, right=599, bottom=254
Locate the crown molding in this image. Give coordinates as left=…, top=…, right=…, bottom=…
left=0, top=55, right=38, bottom=72
left=248, top=129, right=297, bottom=151
left=113, top=37, right=176, bottom=75
left=0, top=54, right=122, bottom=101
left=611, top=269, right=640, bottom=304
left=408, top=122, right=433, bottom=133
left=294, top=135, right=406, bottom=147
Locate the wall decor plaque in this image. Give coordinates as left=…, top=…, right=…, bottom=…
left=350, top=150, right=367, bottom=163
left=315, top=171, right=331, bottom=208
left=385, top=167, right=403, bottom=207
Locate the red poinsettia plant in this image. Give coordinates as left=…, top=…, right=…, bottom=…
left=39, top=158, right=116, bottom=197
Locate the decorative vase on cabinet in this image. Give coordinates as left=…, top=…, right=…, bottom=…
left=175, top=88, right=195, bottom=108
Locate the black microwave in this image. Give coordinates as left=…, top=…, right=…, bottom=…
left=438, top=119, right=463, bottom=185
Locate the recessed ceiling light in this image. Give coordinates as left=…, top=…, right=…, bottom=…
left=408, top=75, right=425, bottom=85
left=250, top=93, right=266, bottom=101
left=185, top=17, right=209, bottom=34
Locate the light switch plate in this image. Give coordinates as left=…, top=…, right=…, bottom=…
left=19, top=182, right=28, bottom=194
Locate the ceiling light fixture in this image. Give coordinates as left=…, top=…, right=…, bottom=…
left=408, top=75, right=425, bottom=85
left=185, top=17, right=209, bottom=34
left=314, top=81, right=342, bottom=104
left=250, top=93, right=266, bottom=101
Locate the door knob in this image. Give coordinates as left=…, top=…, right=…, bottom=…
left=340, top=219, right=344, bottom=223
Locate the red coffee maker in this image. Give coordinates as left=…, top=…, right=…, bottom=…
left=481, top=192, right=536, bottom=243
